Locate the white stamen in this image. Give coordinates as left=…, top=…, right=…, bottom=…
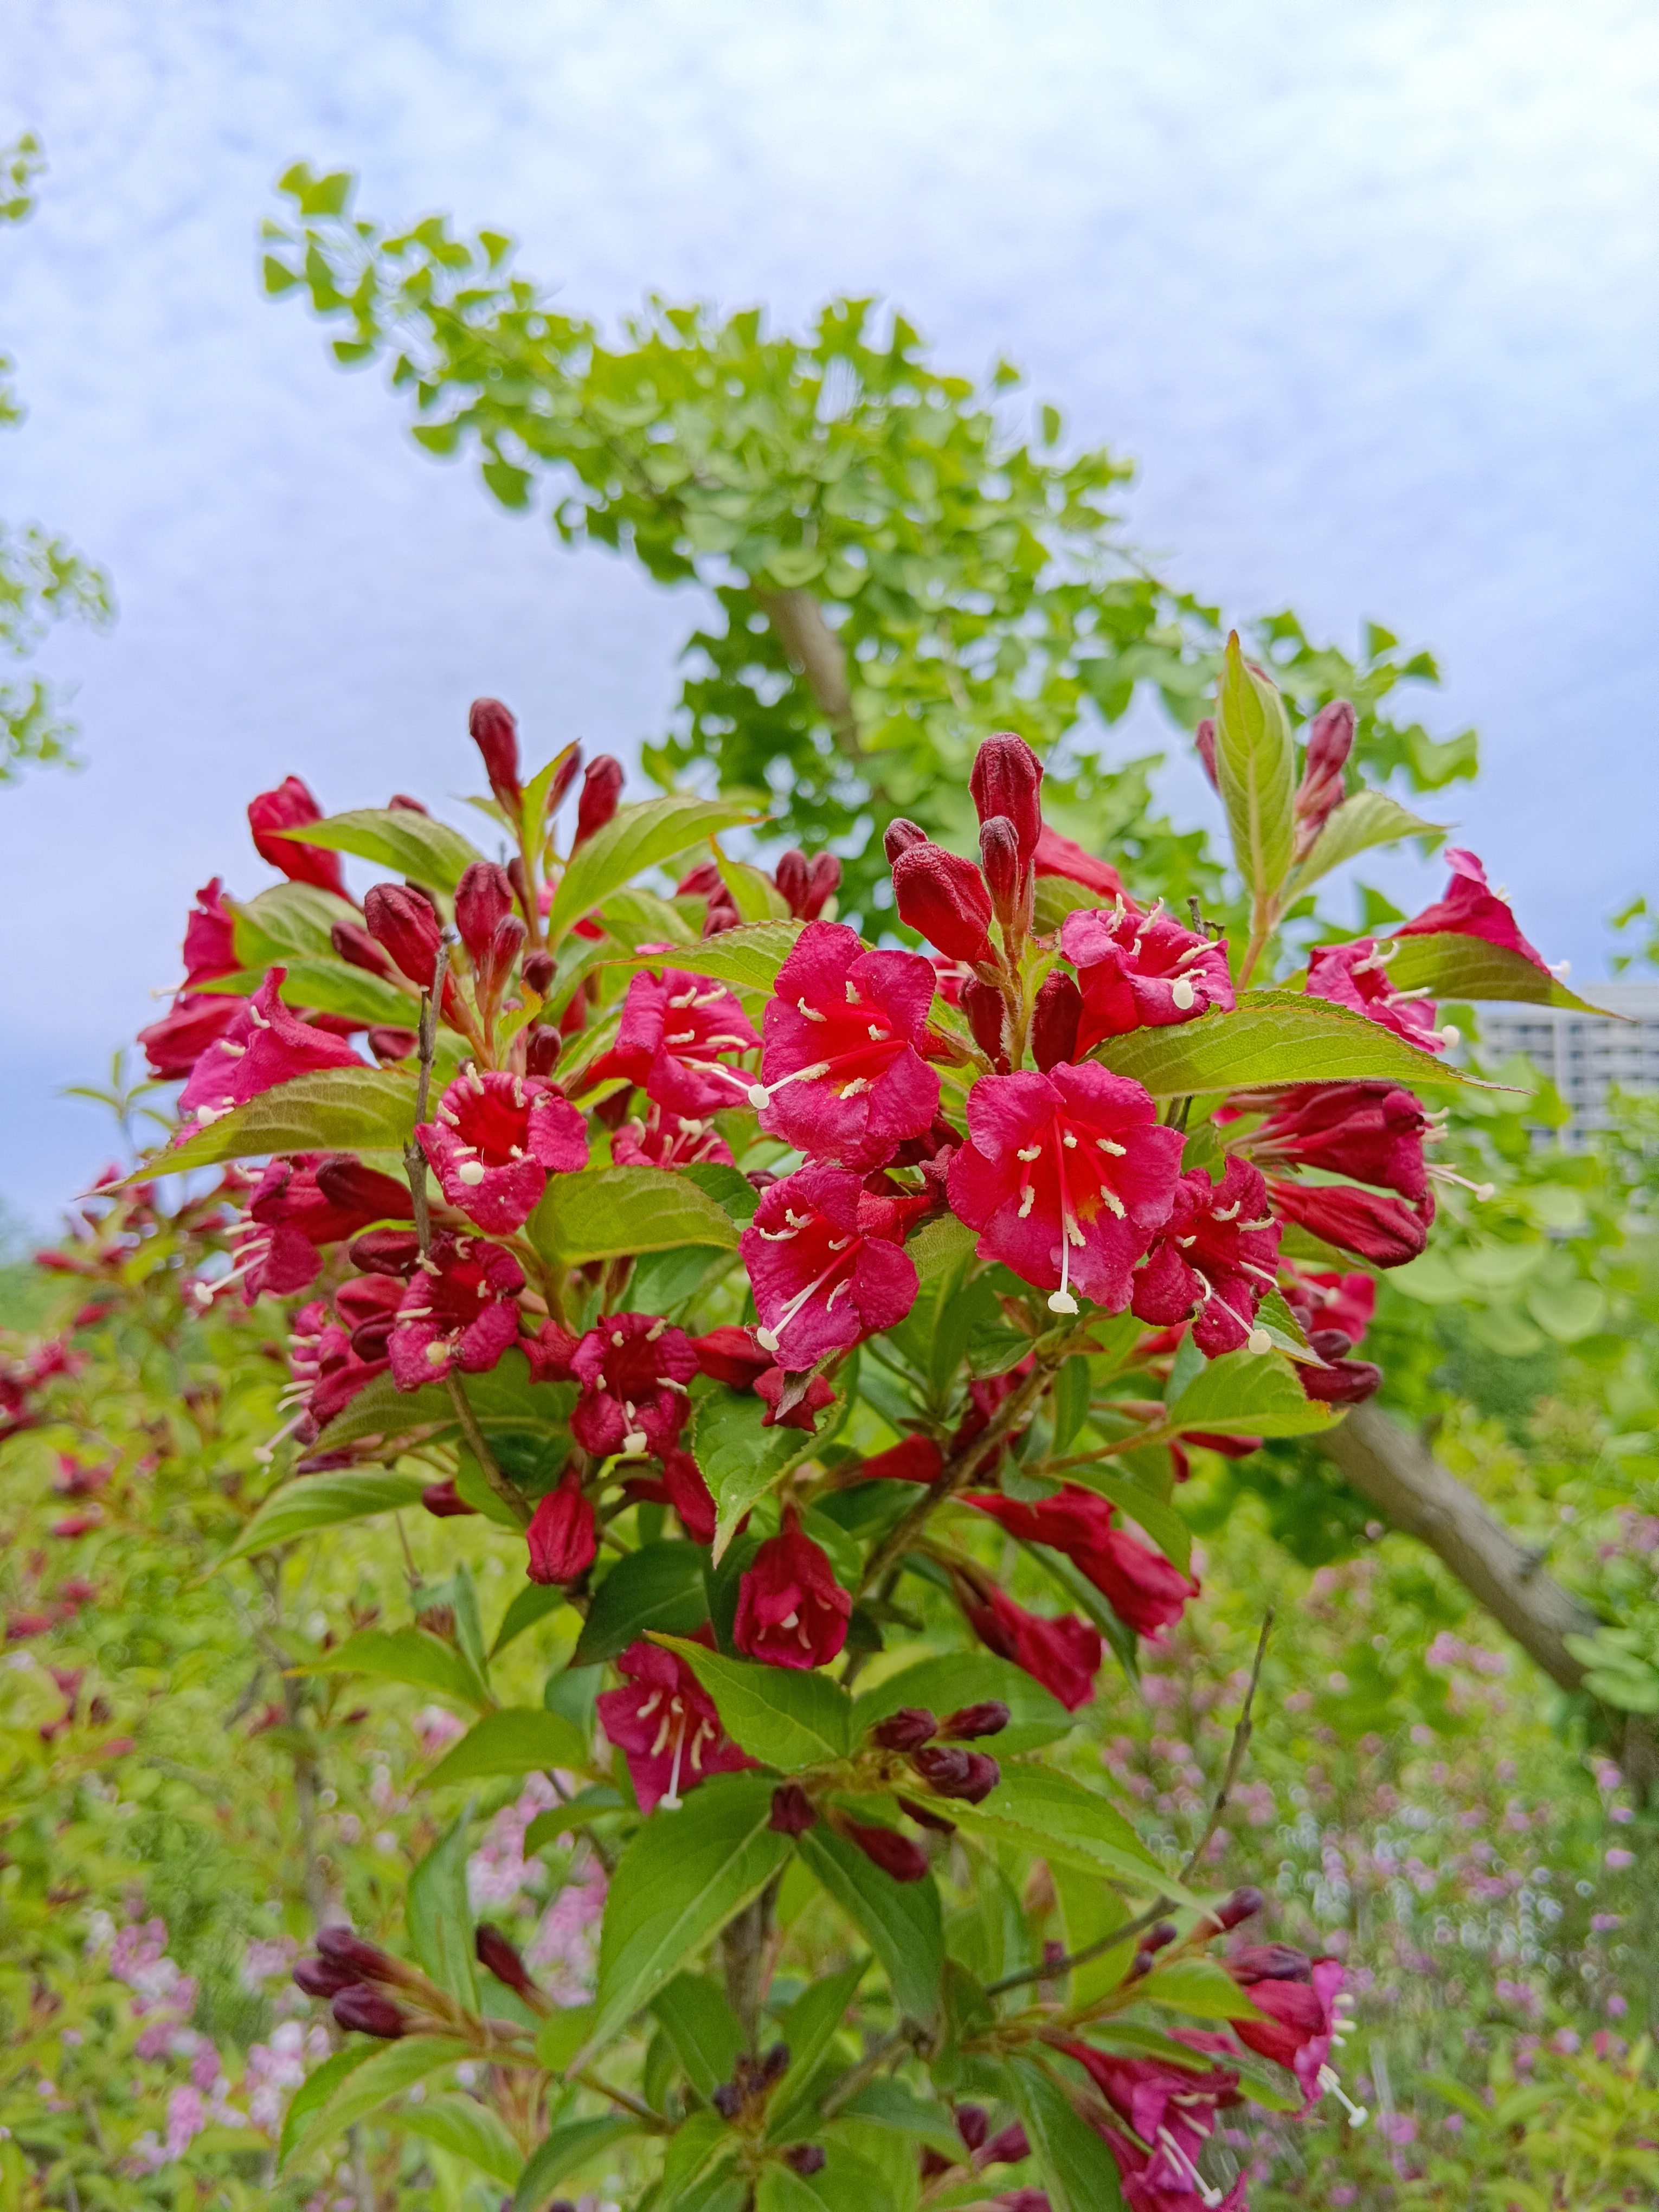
left=1017, top=1144, right=1042, bottom=1161
left=1439, top=1024, right=1461, bottom=1046
left=1212, top=1200, right=1240, bottom=1221
left=1096, top=1136, right=1126, bottom=1156
left=1317, top=2066, right=1367, bottom=2128
left=798, top=998, right=827, bottom=1022
left=867, top=1023, right=885, bottom=1042
left=1018, top=1187, right=1036, bottom=1218
left=456, top=1161, right=486, bottom=1186
left=1175, top=941, right=1209, bottom=966
left=755, top=1325, right=781, bottom=1352
left=1246, top=1327, right=1272, bottom=1355
left=623, top=1430, right=648, bottom=1456
left=839, top=1078, right=871, bottom=1097
left=1155, top=2127, right=1223, bottom=2207
left=1171, top=977, right=1197, bottom=1011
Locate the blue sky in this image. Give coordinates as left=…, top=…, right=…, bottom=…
left=2, top=0, right=1656, bottom=1223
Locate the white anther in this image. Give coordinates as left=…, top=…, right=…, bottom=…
left=1017, top=1144, right=1043, bottom=1161
left=1246, top=1327, right=1272, bottom=1355
left=455, top=1161, right=486, bottom=1186
left=1171, top=978, right=1197, bottom=1011
left=798, top=998, right=826, bottom=1022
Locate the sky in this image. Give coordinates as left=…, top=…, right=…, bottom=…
left=2, top=0, right=1656, bottom=1224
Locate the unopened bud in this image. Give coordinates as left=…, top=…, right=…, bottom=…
left=348, top=1227, right=422, bottom=1278
left=248, top=776, right=347, bottom=897
left=455, top=861, right=516, bottom=962
left=838, top=1816, right=929, bottom=1882
left=330, top=919, right=396, bottom=978
left=525, top=1471, right=596, bottom=1586
left=962, top=977, right=1008, bottom=1067
left=331, top=1984, right=407, bottom=2039
left=475, top=1922, right=537, bottom=1998
left=1194, top=717, right=1219, bottom=792
left=367, top=1025, right=417, bottom=1064
left=871, top=1707, right=936, bottom=1753
left=313, top=1156, right=415, bottom=1219
left=468, top=698, right=522, bottom=808
left=978, top=815, right=1023, bottom=929
left=1144, top=1920, right=1177, bottom=1953
left=897, top=1795, right=957, bottom=1835
left=315, top=1926, right=403, bottom=1985
left=1216, top=1884, right=1265, bottom=1931
left=574, top=756, right=623, bottom=848
left=785, top=2146, right=826, bottom=2176
left=956, top=2106, right=989, bottom=2152
left=711, top=2081, right=743, bottom=2119
left=1031, top=972, right=1083, bottom=1072
left=760, top=2042, right=790, bottom=2087
left=768, top=1783, right=818, bottom=1835
left=980, top=2121, right=1030, bottom=2166
left=524, top=1024, right=561, bottom=1077
left=293, top=1954, right=357, bottom=1998
left=892, top=843, right=996, bottom=966
left=910, top=1745, right=1000, bottom=1803
left=882, top=817, right=929, bottom=863
left=1294, top=699, right=1354, bottom=852
left=550, top=745, right=583, bottom=809
left=938, top=1700, right=1009, bottom=1740
left=522, top=951, right=557, bottom=998
left=421, top=1478, right=478, bottom=1520
left=364, top=884, right=445, bottom=989
left=1227, top=1941, right=1313, bottom=1984
left=388, top=792, right=430, bottom=814
left=969, top=732, right=1044, bottom=864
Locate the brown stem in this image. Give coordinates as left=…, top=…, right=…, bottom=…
left=753, top=587, right=864, bottom=765
left=984, top=1895, right=1175, bottom=2001
left=446, top=1373, right=531, bottom=1528
left=1178, top=1609, right=1272, bottom=1886
left=721, top=1872, right=782, bottom=2051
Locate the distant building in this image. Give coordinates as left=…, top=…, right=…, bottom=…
left=1477, top=982, right=1659, bottom=1136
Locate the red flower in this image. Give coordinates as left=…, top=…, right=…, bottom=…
left=890, top=838, right=996, bottom=967
left=755, top=1366, right=837, bottom=1432
left=387, top=1234, right=525, bottom=1389
left=1060, top=904, right=1233, bottom=1047
left=1304, top=937, right=1449, bottom=1053
left=568, top=1313, right=698, bottom=1459
left=612, top=1104, right=734, bottom=1170
left=228, top=1152, right=414, bottom=1302
left=1267, top=1178, right=1431, bottom=1268
left=749, top=921, right=940, bottom=1171
left=526, top=1470, right=596, bottom=1585
left=676, top=858, right=741, bottom=936
left=286, top=1297, right=390, bottom=1434
left=733, top=1507, right=851, bottom=1670
left=946, top=1062, right=1183, bottom=1316
left=740, top=1166, right=921, bottom=1371
left=138, top=992, right=248, bottom=1080
left=1244, top=1082, right=1428, bottom=1200
left=248, top=777, right=348, bottom=896
left=690, top=1327, right=772, bottom=1389
left=856, top=1435, right=944, bottom=1486
left=963, top=1585, right=1101, bottom=1710
left=661, top=1449, right=716, bottom=1542
left=181, top=878, right=239, bottom=988
left=835, top=1816, right=929, bottom=1882
left=596, top=1635, right=753, bottom=1814
left=1280, top=1265, right=1375, bottom=1348
left=1033, top=824, right=1127, bottom=901
left=417, top=1066, right=587, bottom=1233
left=773, top=848, right=841, bottom=922
left=591, top=969, right=760, bottom=1116
left=1299, top=1338, right=1382, bottom=1406
left=1394, top=846, right=1552, bottom=972
left=574, top=756, right=623, bottom=847
left=1227, top=1950, right=1349, bottom=2107
left=178, top=971, right=363, bottom=1127
left=1130, top=1156, right=1282, bottom=1357
left=1067, top=2040, right=1245, bottom=2210
left=1031, top=972, right=1083, bottom=1072
left=967, top=1488, right=1197, bottom=1641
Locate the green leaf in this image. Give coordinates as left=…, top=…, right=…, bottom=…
left=292, top=1627, right=493, bottom=1712
left=214, top=1469, right=430, bottom=1568
left=652, top=1973, right=747, bottom=2099
left=241, top=956, right=416, bottom=1030
left=794, top=1826, right=943, bottom=2024
left=764, top=1959, right=867, bottom=2138
left=318, top=1345, right=570, bottom=1454
left=1379, top=928, right=1606, bottom=1015
left=758, top=2142, right=895, bottom=2212
left=1007, top=2054, right=1126, bottom=2212
left=533, top=2004, right=595, bottom=2072
left=1292, top=789, right=1445, bottom=893
left=852, top=1654, right=1071, bottom=1758
left=908, top=1213, right=978, bottom=1288
left=681, top=1160, right=763, bottom=1224
left=492, top=1580, right=569, bottom=1657
left=583, top=1772, right=790, bottom=2057
left=691, top=1384, right=815, bottom=1561
left=548, top=796, right=759, bottom=946
left=609, top=917, right=805, bottom=994
left=399, top=2095, right=523, bottom=2184
left=1213, top=633, right=1294, bottom=909
left=275, top=806, right=485, bottom=892
left=836, top=2080, right=962, bottom=2160
left=1033, top=872, right=1105, bottom=934
left=277, top=2046, right=372, bottom=2168
left=531, top=1166, right=740, bottom=1265
left=573, top=1543, right=712, bottom=1666
left=1051, top=1862, right=1130, bottom=2008
left=229, top=880, right=358, bottom=962
left=138, top=1067, right=416, bottom=1179
left=1159, top=1348, right=1336, bottom=1441
left=943, top=1764, right=1171, bottom=1891
left=408, top=1815, right=479, bottom=2009
left=654, top=1635, right=852, bottom=1770
left=1140, top=1954, right=1264, bottom=2022
left=718, top=852, right=792, bottom=923
left=1042, top=1466, right=1192, bottom=1574
left=280, top=2036, right=468, bottom=2168
left=655, top=2112, right=742, bottom=2211
left=426, top=1707, right=591, bottom=1787
left=1526, top=1277, right=1607, bottom=1343
left=512, top=2116, right=644, bottom=2212
left=1095, top=989, right=1477, bottom=1099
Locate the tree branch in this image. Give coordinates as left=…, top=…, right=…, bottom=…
left=754, top=588, right=863, bottom=762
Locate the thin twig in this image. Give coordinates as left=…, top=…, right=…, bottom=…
left=447, top=1373, right=531, bottom=1527
left=1178, top=1607, right=1273, bottom=1886
left=819, top=2023, right=919, bottom=2117
left=983, top=1894, right=1174, bottom=2000
left=577, top=2068, right=669, bottom=2130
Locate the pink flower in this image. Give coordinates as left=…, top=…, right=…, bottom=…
left=612, top=1104, right=734, bottom=1169
left=526, top=1470, right=597, bottom=1585
left=591, top=969, right=760, bottom=1115
left=1130, top=1156, right=1282, bottom=1356
left=967, top=1488, right=1197, bottom=1641
left=1267, top=1178, right=1431, bottom=1268
left=1395, top=847, right=1551, bottom=970
left=1243, top=1082, right=1429, bottom=1200
left=1067, top=2040, right=1245, bottom=2210
left=568, top=1313, right=698, bottom=1459
left=387, top=1234, right=524, bottom=1389
left=181, top=878, right=239, bottom=988
left=596, top=1636, right=754, bottom=1814
left=963, top=1584, right=1101, bottom=1711
left=755, top=1366, right=837, bottom=1432
left=417, top=1066, right=587, bottom=1233
left=749, top=920, right=940, bottom=1170
left=740, top=1166, right=921, bottom=1371
left=1227, top=1946, right=1349, bottom=2106
left=1060, top=903, right=1233, bottom=1047
left=138, top=993, right=249, bottom=1081
left=946, top=1062, right=1183, bottom=1316
left=178, top=971, right=363, bottom=1126
left=229, top=1153, right=413, bottom=1302
left=248, top=777, right=347, bottom=896
left=733, top=1507, right=851, bottom=1670
left=1033, top=824, right=1128, bottom=901
left=1279, top=1266, right=1377, bottom=1348
left=1305, top=938, right=1448, bottom=1053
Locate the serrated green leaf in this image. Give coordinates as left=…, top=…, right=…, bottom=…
left=280, top=2036, right=467, bottom=2169
left=908, top=1213, right=978, bottom=1288
left=681, top=1160, right=762, bottom=1223
left=201, top=956, right=416, bottom=1031
left=764, top=1959, right=867, bottom=2139
left=943, top=1764, right=1171, bottom=1891
left=837, top=2079, right=962, bottom=2159
left=425, top=1706, right=591, bottom=1787
left=512, top=2115, right=644, bottom=2212
left=1140, top=1953, right=1265, bottom=2021
left=1214, top=634, right=1294, bottom=909
left=136, top=1066, right=416, bottom=1180
left=1380, top=929, right=1606, bottom=1015
left=582, top=1772, right=790, bottom=2058
left=1007, top=2053, right=1126, bottom=2212
left=408, top=1814, right=478, bottom=2009
left=851, top=1652, right=1071, bottom=1757
left=398, top=2094, right=522, bottom=2183
left=573, top=1543, right=712, bottom=1666
left=229, top=880, right=359, bottom=963
left=548, top=796, right=758, bottom=947
left=291, top=1627, right=493, bottom=1712
left=1094, top=989, right=1477, bottom=1099
left=1292, top=789, right=1445, bottom=893
left=794, top=1827, right=943, bottom=2023
left=1158, top=1348, right=1336, bottom=1441
left=654, top=1634, right=852, bottom=1769
left=214, top=1469, right=430, bottom=1568
left=657, top=2112, right=742, bottom=2210
left=530, top=1165, right=739, bottom=1266
left=277, top=806, right=485, bottom=892
left=691, top=1384, right=814, bottom=1562
left=609, top=917, right=805, bottom=994
left=317, top=1345, right=571, bottom=1454
left=652, top=1974, right=747, bottom=2099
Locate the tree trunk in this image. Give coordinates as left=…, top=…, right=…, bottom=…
left=753, top=587, right=862, bottom=761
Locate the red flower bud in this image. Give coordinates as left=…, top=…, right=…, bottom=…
left=856, top=1435, right=943, bottom=1486
left=774, top=848, right=841, bottom=921
left=1226, top=1942, right=1312, bottom=1983
left=768, top=1782, right=818, bottom=1835
left=1030, top=972, right=1083, bottom=1072
left=1294, top=699, right=1354, bottom=850
left=969, top=733, right=1044, bottom=864
left=468, top=698, right=522, bottom=808
left=839, top=1815, right=930, bottom=1881
left=455, top=861, right=516, bottom=962
left=1300, top=1334, right=1383, bottom=1405
left=293, top=1955, right=357, bottom=1998
left=364, top=884, right=445, bottom=991
left=313, top=1155, right=415, bottom=1219
left=315, top=1926, right=403, bottom=1984
left=909, top=1745, right=1000, bottom=1803
left=389, top=792, right=429, bottom=814
left=1215, top=1885, right=1265, bottom=1931
left=938, top=1700, right=1009, bottom=1740
left=1194, top=717, right=1219, bottom=791
left=882, top=817, right=929, bottom=863
left=526, top=1470, right=596, bottom=1586
left=524, top=1025, right=561, bottom=1076
left=522, top=950, right=557, bottom=997
left=368, top=1025, right=417, bottom=1063
left=871, top=1707, right=937, bottom=1752
left=550, top=745, right=583, bottom=809
left=978, top=815, right=1023, bottom=925
left=475, top=1922, right=537, bottom=1998
left=897, top=1795, right=957, bottom=1834
left=348, top=1227, right=422, bottom=1277
left=574, top=756, right=623, bottom=848
left=1266, top=1178, right=1431, bottom=1268
left=331, top=919, right=396, bottom=979
left=331, top=1984, right=407, bottom=2039
left=420, top=1478, right=477, bottom=1520
left=690, top=1326, right=772, bottom=1389
left=662, top=1448, right=717, bottom=1544
left=892, top=842, right=995, bottom=967
left=785, top=2145, right=827, bottom=2177
left=962, top=978, right=1009, bottom=1068
left=248, top=777, right=348, bottom=896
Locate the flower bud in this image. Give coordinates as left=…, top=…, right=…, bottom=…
left=969, top=733, right=1044, bottom=864
left=838, top=1816, right=929, bottom=1883
left=711, top=2081, right=743, bottom=2119
left=1226, top=1941, right=1311, bottom=1983
left=522, top=951, right=557, bottom=998
left=978, top=816, right=1023, bottom=928
left=574, top=756, right=623, bottom=848
left=1144, top=1919, right=1177, bottom=1952
left=1296, top=699, right=1354, bottom=828
left=1266, top=1179, right=1430, bottom=1269
left=1194, top=717, right=1219, bottom=792
left=455, top=861, right=516, bottom=962
left=871, top=1707, right=937, bottom=1753
left=770, top=848, right=840, bottom=922
left=248, top=777, right=348, bottom=896
left=316, top=1926, right=403, bottom=1984
left=331, top=1984, right=407, bottom=2039
left=882, top=817, right=929, bottom=863
left=910, top=1745, right=1000, bottom=1803
left=420, top=1478, right=477, bottom=1520
left=1030, top=972, right=1083, bottom=1072
left=785, top=2146, right=827, bottom=2177
left=368, top=1025, right=417, bottom=1063
left=293, top=1954, right=357, bottom=1998
left=468, top=698, right=522, bottom=809
left=980, top=2121, right=1030, bottom=2166
left=389, top=793, right=430, bottom=814
left=938, top=1700, right=1009, bottom=1740
left=526, top=1470, right=596, bottom=1586
left=892, top=843, right=996, bottom=966
left=475, top=1922, right=537, bottom=1998
left=769, top=1782, right=818, bottom=1835
left=364, top=884, right=445, bottom=990
left=548, top=746, right=583, bottom=812
left=1215, top=1885, right=1265, bottom=1931
left=331, top=919, right=396, bottom=978
left=524, top=1024, right=561, bottom=1077
left=897, top=1795, right=956, bottom=1834
left=348, top=1227, right=422, bottom=1277
left=962, top=978, right=1008, bottom=1068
